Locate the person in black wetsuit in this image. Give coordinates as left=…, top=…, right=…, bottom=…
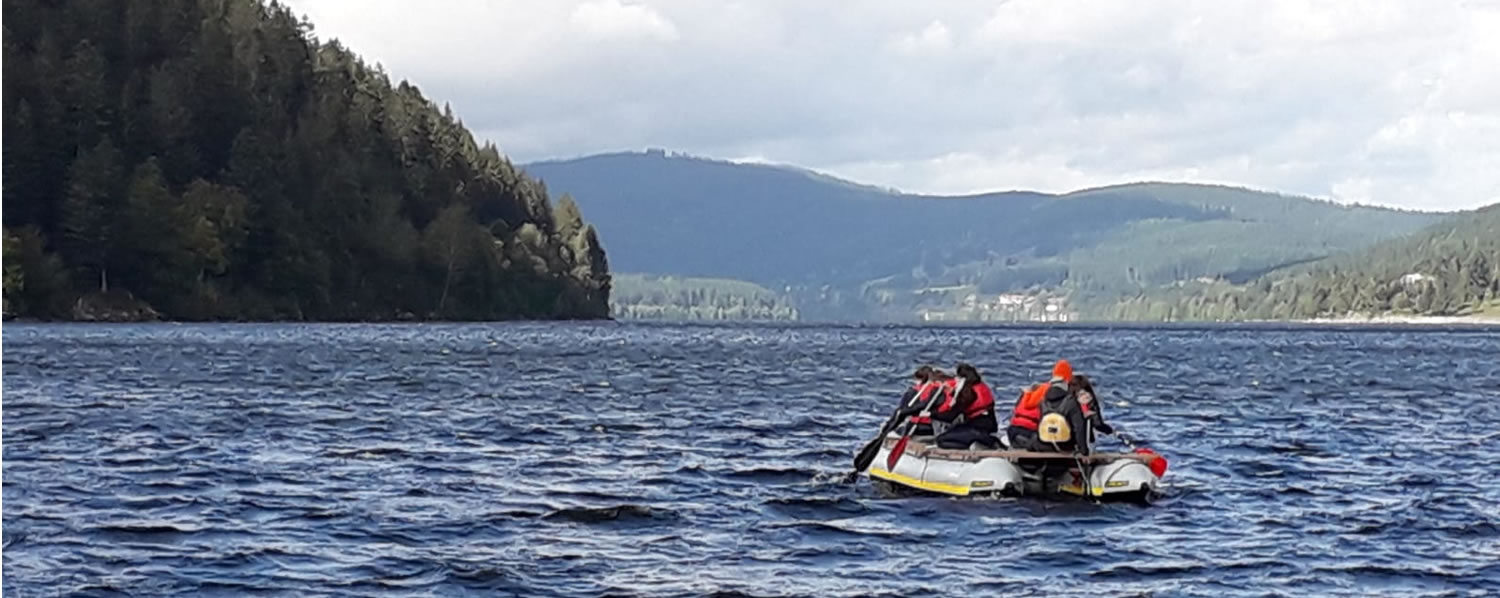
left=1071, top=374, right=1114, bottom=449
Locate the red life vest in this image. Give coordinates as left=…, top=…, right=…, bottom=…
left=935, top=380, right=994, bottom=423
left=935, top=379, right=960, bottom=412
left=920, top=381, right=943, bottom=401
left=903, top=381, right=939, bottom=406
left=964, top=382, right=996, bottom=420
left=1010, top=383, right=1051, bottom=430
left=906, top=381, right=943, bottom=424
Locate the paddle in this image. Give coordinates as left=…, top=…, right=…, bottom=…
left=886, top=379, right=964, bottom=471
left=849, top=378, right=935, bottom=478
left=850, top=406, right=905, bottom=474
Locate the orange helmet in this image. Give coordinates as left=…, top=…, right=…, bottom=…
left=1051, top=359, right=1072, bottom=382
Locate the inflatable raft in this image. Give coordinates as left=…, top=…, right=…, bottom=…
left=865, top=434, right=1165, bottom=503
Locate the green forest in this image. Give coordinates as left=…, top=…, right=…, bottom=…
left=611, top=274, right=798, bottom=321
left=2, top=0, right=610, bottom=321
left=525, top=153, right=1444, bottom=321
left=1096, top=204, right=1500, bottom=321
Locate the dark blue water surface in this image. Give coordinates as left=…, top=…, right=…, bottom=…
left=4, top=322, right=1499, bottom=597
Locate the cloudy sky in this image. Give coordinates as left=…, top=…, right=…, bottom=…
left=283, top=0, right=1499, bottom=211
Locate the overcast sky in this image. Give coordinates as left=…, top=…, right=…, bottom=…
left=283, top=0, right=1498, bottom=211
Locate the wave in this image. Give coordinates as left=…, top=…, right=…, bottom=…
left=542, top=505, right=679, bottom=525
left=722, top=466, right=821, bottom=483
left=8, top=322, right=1500, bottom=597
left=90, top=521, right=202, bottom=534
left=760, top=496, right=870, bottom=518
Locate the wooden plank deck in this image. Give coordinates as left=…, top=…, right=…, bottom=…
left=881, top=436, right=1157, bottom=463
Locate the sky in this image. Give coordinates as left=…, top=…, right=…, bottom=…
left=282, top=0, right=1500, bottom=211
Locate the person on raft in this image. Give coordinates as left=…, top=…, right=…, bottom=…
left=1007, top=360, right=1068, bottom=451
left=894, top=366, right=952, bottom=437
left=895, top=365, right=935, bottom=411
left=927, top=363, right=1000, bottom=449
left=1071, top=373, right=1114, bottom=447
left=1006, top=359, right=1116, bottom=455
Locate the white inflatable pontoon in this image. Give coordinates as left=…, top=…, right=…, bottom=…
left=865, top=434, right=1163, bottom=503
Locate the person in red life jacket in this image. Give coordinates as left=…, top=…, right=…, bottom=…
left=924, top=370, right=960, bottom=424
left=1007, top=359, right=1073, bottom=451
left=894, top=365, right=935, bottom=411
left=895, top=368, right=949, bottom=436
left=930, top=363, right=1000, bottom=449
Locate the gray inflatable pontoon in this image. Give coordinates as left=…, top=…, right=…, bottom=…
left=866, top=434, right=1163, bottom=503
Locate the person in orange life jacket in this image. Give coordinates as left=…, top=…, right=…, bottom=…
left=1035, top=370, right=1092, bottom=454
left=930, top=363, right=1000, bottom=449
left=1007, top=359, right=1074, bottom=451
left=895, top=369, right=953, bottom=437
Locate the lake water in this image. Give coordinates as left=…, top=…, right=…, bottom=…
left=3, top=322, right=1498, bottom=597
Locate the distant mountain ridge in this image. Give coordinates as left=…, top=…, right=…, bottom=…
left=524, top=149, right=1446, bottom=321
left=523, top=151, right=1216, bottom=283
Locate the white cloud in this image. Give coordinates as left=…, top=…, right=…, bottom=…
left=280, top=0, right=1500, bottom=211
left=892, top=21, right=953, bottom=55
left=569, top=0, right=679, bottom=42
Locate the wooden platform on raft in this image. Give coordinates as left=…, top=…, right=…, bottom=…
left=881, top=436, right=1158, bottom=463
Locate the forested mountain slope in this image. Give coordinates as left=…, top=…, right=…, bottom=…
left=524, top=151, right=1441, bottom=320
left=2, top=0, right=610, bottom=321
left=1101, top=203, right=1500, bottom=321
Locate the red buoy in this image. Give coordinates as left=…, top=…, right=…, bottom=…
left=1136, top=447, right=1168, bottom=477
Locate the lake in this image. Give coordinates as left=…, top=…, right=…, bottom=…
left=3, top=322, right=1498, bottom=596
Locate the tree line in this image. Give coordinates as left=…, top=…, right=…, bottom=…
left=1093, top=205, right=1500, bottom=321
left=2, top=0, right=610, bottom=321
left=611, top=274, right=798, bottom=321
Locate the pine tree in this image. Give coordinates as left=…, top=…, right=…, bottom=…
left=60, top=138, right=125, bottom=292
left=61, top=39, right=110, bottom=149
left=554, top=193, right=585, bottom=242
left=119, top=159, right=196, bottom=307
left=422, top=204, right=491, bottom=316
left=179, top=179, right=249, bottom=280
left=3, top=230, right=24, bottom=316
left=3, top=101, right=44, bottom=228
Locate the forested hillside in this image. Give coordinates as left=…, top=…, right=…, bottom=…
left=524, top=151, right=1219, bottom=289
left=1100, top=204, right=1500, bottom=321
left=525, top=151, right=1441, bottom=321
left=611, top=274, right=797, bottom=321
left=2, top=0, right=610, bottom=321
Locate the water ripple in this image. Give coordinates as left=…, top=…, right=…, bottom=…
left=5, top=322, right=1500, bottom=596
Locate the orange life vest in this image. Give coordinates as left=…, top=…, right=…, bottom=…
left=1010, top=382, right=1052, bottom=430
